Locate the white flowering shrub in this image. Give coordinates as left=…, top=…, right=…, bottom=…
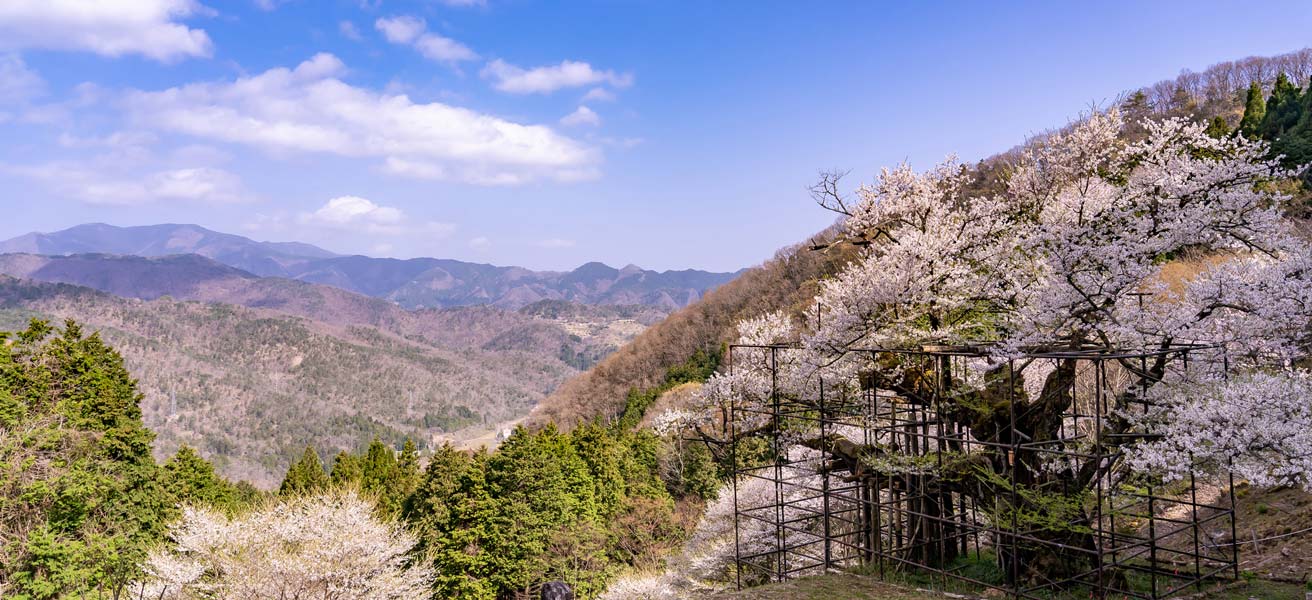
left=132, top=490, right=432, bottom=600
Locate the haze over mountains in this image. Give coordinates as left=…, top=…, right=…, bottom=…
left=0, top=223, right=739, bottom=309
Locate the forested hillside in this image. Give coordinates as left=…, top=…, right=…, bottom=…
left=0, top=277, right=594, bottom=485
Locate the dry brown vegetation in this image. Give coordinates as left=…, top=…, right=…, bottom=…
left=530, top=228, right=859, bottom=427
left=0, top=276, right=652, bottom=486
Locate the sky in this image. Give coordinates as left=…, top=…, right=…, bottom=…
left=1, top=1, right=1311, bottom=272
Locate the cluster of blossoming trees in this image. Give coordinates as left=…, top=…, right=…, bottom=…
left=644, top=111, right=1312, bottom=592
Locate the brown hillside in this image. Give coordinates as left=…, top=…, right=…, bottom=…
left=530, top=227, right=858, bottom=427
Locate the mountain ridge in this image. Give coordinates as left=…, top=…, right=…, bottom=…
left=0, top=223, right=740, bottom=309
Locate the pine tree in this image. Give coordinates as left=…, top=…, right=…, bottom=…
left=330, top=450, right=362, bottom=486
left=360, top=438, right=403, bottom=513
left=403, top=443, right=472, bottom=536
left=570, top=422, right=627, bottom=519
left=1239, top=81, right=1267, bottom=138
left=164, top=445, right=235, bottom=508
left=1, top=320, right=173, bottom=598
left=397, top=438, right=421, bottom=497
left=1204, top=115, right=1230, bottom=139
left=279, top=445, right=330, bottom=496
left=1260, top=72, right=1303, bottom=139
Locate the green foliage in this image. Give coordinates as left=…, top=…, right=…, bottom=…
left=278, top=445, right=330, bottom=496
left=618, top=347, right=722, bottom=429
left=1236, top=74, right=1312, bottom=190
left=1260, top=73, right=1304, bottom=140
left=0, top=319, right=244, bottom=599
left=164, top=445, right=243, bottom=511
left=1240, top=81, right=1267, bottom=137
left=329, top=449, right=362, bottom=486
left=402, top=424, right=685, bottom=599
left=1205, top=115, right=1231, bottom=139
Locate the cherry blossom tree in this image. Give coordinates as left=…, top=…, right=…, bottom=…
left=661, top=111, right=1312, bottom=586
left=132, top=491, right=432, bottom=600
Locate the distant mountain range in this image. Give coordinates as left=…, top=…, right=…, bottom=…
left=0, top=223, right=739, bottom=309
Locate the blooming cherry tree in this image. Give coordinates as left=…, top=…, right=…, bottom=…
left=659, top=111, right=1312, bottom=588
left=133, top=491, right=432, bottom=600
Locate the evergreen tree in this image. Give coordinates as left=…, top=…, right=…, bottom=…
left=403, top=443, right=473, bottom=537
left=570, top=422, right=628, bottom=519
left=278, top=445, right=330, bottom=496
left=396, top=438, right=421, bottom=499
left=1204, top=115, right=1230, bottom=139
left=163, top=445, right=235, bottom=509
left=0, top=320, right=172, bottom=598
left=425, top=452, right=503, bottom=600
left=360, top=437, right=404, bottom=514
left=329, top=450, right=362, bottom=487
left=1239, top=81, right=1267, bottom=138
left=1259, top=72, right=1303, bottom=139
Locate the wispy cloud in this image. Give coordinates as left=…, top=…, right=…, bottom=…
left=582, top=87, right=616, bottom=102
left=3, top=163, right=252, bottom=206
left=482, top=59, right=633, bottom=94
left=560, top=105, right=600, bottom=127
left=0, top=54, right=45, bottom=106
left=537, top=238, right=576, bottom=249
left=375, top=15, right=477, bottom=65
left=338, top=20, right=363, bottom=41
left=0, top=1, right=212, bottom=62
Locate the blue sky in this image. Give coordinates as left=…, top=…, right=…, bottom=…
left=1, top=1, right=1310, bottom=272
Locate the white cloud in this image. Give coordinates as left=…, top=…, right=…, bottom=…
left=538, top=238, right=576, bottom=249
left=0, top=54, right=44, bottom=104
left=149, top=167, right=248, bottom=203
left=582, top=87, right=616, bottom=102
left=299, top=196, right=455, bottom=237
left=414, top=33, right=478, bottom=63
left=124, top=54, right=599, bottom=185
left=435, top=0, right=485, bottom=6
left=482, top=59, right=633, bottom=94
left=0, top=0, right=212, bottom=62
left=560, top=105, right=600, bottom=127
left=468, top=236, right=490, bottom=250
left=339, top=20, right=363, bottom=41
left=375, top=15, right=477, bottom=64
left=305, top=195, right=403, bottom=226
left=375, top=15, right=425, bottom=44
left=4, top=162, right=251, bottom=205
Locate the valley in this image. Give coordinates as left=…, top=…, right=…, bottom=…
left=0, top=246, right=706, bottom=486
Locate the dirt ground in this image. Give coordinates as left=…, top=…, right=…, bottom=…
left=1225, top=484, right=1312, bottom=582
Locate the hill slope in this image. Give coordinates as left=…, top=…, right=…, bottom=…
left=0, top=264, right=663, bottom=486
left=531, top=230, right=858, bottom=426
left=0, top=276, right=581, bottom=486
